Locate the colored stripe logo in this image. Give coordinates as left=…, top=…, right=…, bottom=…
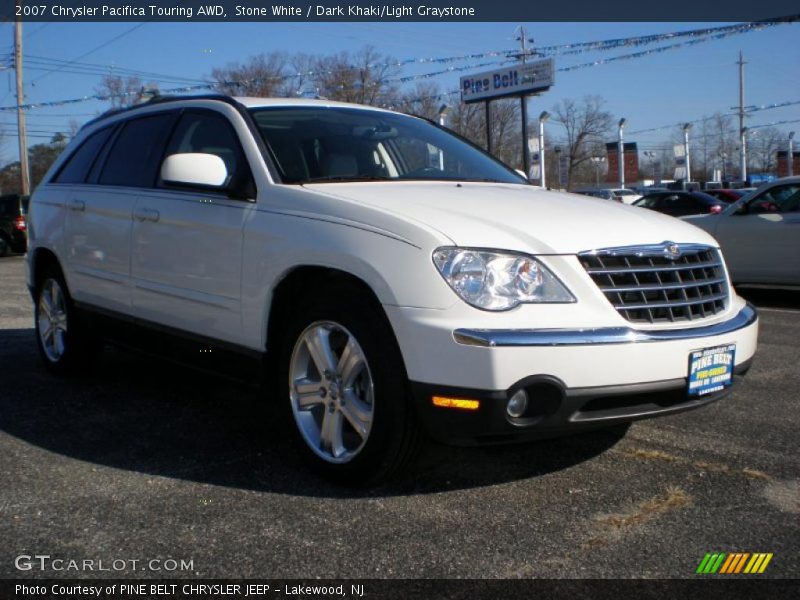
left=696, top=552, right=773, bottom=574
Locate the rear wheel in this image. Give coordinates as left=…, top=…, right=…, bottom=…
left=278, top=286, right=421, bottom=484
left=34, top=266, right=101, bottom=375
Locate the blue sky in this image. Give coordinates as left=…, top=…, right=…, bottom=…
left=0, top=20, right=798, bottom=159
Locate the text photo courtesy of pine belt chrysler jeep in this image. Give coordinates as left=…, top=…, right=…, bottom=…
left=26, top=96, right=758, bottom=483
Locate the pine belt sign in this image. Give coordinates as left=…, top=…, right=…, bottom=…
left=460, top=59, right=555, bottom=103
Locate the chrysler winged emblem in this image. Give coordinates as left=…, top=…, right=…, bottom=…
left=663, top=241, right=682, bottom=260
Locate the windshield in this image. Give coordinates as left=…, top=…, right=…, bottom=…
left=248, top=106, right=526, bottom=185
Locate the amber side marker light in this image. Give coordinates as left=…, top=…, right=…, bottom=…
left=432, top=396, right=480, bottom=411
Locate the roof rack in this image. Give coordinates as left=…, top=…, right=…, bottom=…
left=81, top=93, right=240, bottom=130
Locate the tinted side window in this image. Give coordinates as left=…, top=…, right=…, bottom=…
left=99, top=114, right=173, bottom=187
left=747, top=184, right=800, bottom=214
left=161, top=111, right=246, bottom=187
left=0, top=198, right=15, bottom=217
left=672, top=196, right=696, bottom=210
left=637, top=195, right=661, bottom=209
left=54, top=127, right=114, bottom=184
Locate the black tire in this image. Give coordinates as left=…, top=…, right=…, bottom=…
left=277, top=283, right=421, bottom=485
left=34, top=265, right=102, bottom=375
left=0, top=235, right=11, bottom=257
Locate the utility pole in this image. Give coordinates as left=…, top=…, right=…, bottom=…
left=15, top=9, right=30, bottom=195
left=617, top=125, right=624, bottom=187
left=737, top=51, right=747, bottom=182
left=518, top=26, right=531, bottom=178
left=485, top=101, right=492, bottom=154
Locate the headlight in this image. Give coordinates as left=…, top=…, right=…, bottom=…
left=432, top=247, right=574, bottom=311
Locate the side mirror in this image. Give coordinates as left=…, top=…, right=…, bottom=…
left=161, top=153, right=228, bottom=188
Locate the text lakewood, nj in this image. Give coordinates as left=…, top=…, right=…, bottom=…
left=42, top=4, right=477, bottom=19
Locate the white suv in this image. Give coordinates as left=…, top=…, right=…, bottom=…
left=26, top=96, right=758, bottom=483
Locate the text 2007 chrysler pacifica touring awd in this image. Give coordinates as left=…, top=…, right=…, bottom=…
left=26, top=96, right=758, bottom=483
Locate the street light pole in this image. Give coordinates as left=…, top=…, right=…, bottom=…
left=437, top=104, right=451, bottom=172
left=789, top=132, right=795, bottom=177
left=617, top=118, right=626, bottom=188
left=538, top=111, right=549, bottom=188
left=740, top=127, right=748, bottom=183
left=683, top=123, right=692, bottom=184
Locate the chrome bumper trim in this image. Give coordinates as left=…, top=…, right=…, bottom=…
left=453, top=304, right=758, bottom=348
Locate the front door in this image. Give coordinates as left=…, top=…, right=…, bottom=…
left=130, top=109, right=257, bottom=344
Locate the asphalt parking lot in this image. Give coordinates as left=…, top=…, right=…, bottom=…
left=0, top=254, right=797, bottom=579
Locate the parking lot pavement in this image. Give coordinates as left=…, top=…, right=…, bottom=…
left=0, top=254, right=797, bottom=579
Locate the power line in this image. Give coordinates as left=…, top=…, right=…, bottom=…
left=30, top=22, right=148, bottom=86
left=24, top=54, right=208, bottom=85
left=532, top=18, right=797, bottom=56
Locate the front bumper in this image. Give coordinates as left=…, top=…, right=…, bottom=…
left=386, top=303, right=759, bottom=445
left=410, top=359, right=752, bottom=445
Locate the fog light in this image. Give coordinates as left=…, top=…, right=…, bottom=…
left=506, top=389, right=528, bottom=418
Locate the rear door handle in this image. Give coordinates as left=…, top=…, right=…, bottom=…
left=68, top=199, right=85, bottom=212
left=134, top=208, right=160, bottom=223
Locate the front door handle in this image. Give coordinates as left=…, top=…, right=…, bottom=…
left=68, top=199, right=85, bottom=212
left=134, top=208, right=160, bottom=223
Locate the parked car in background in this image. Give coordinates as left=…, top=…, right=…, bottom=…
left=25, top=95, right=759, bottom=483
left=703, top=188, right=746, bottom=203
left=609, top=188, right=642, bottom=204
left=573, top=187, right=640, bottom=203
left=633, top=191, right=728, bottom=217
left=0, top=194, right=29, bottom=256
left=684, top=177, right=800, bottom=286
left=573, top=189, right=623, bottom=202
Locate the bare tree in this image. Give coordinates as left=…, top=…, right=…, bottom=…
left=551, top=95, right=613, bottom=189
left=749, top=127, right=784, bottom=173
left=286, top=53, right=317, bottom=97
left=95, top=75, right=158, bottom=109
left=68, top=119, right=81, bottom=140
left=394, top=82, right=443, bottom=121
left=311, top=47, right=400, bottom=106
left=211, top=52, right=288, bottom=97
left=444, top=100, right=522, bottom=169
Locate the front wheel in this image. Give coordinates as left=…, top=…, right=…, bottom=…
left=278, top=289, right=420, bottom=484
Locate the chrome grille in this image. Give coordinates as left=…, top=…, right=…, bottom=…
left=579, top=244, right=729, bottom=324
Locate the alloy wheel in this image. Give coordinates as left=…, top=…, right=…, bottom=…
left=37, top=278, right=69, bottom=363
left=289, top=321, right=375, bottom=464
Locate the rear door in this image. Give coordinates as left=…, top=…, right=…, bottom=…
left=130, top=108, right=257, bottom=344
left=62, top=113, right=175, bottom=313
left=714, top=183, right=800, bottom=284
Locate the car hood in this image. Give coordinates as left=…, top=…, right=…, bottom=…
left=303, top=181, right=719, bottom=254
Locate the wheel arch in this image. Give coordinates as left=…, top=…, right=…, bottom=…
left=265, top=265, right=399, bottom=360
left=29, top=246, right=64, bottom=292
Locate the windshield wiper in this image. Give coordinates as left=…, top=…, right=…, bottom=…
left=301, top=175, right=394, bottom=184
